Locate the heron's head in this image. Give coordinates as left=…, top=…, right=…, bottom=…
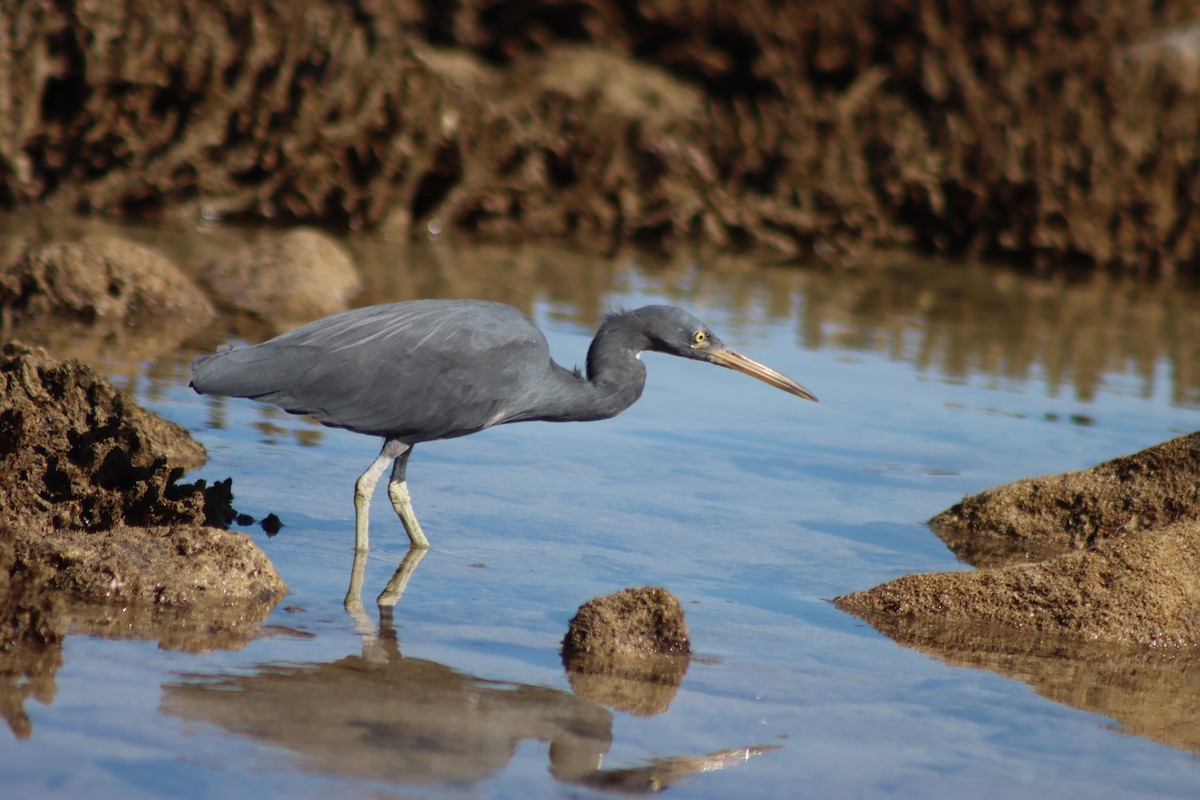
left=631, top=306, right=818, bottom=402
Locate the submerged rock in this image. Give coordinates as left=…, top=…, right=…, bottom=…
left=843, top=611, right=1200, bottom=754
left=201, top=229, right=361, bottom=327
left=0, top=235, right=216, bottom=370
left=0, top=530, right=64, bottom=650
left=0, top=236, right=213, bottom=327
left=838, top=433, right=1200, bottom=647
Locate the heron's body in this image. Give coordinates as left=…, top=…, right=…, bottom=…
left=191, top=299, right=816, bottom=571
left=191, top=300, right=640, bottom=441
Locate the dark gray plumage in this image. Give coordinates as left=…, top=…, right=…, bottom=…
left=190, top=299, right=816, bottom=552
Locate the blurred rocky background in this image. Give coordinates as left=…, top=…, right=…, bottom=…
left=3, top=1, right=1198, bottom=274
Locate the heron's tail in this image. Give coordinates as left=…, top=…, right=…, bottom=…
left=189, top=344, right=310, bottom=399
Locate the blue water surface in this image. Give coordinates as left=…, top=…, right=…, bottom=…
left=4, top=240, right=1199, bottom=799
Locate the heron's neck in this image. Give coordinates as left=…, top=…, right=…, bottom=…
left=585, top=312, right=652, bottom=410
left=527, top=312, right=650, bottom=423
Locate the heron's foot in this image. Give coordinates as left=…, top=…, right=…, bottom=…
left=404, top=524, right=431, bottom=550
left=387, top=479, right=430, bottom=549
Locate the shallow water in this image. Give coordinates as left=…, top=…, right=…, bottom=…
left=5, top=223, right=1200, bottom=798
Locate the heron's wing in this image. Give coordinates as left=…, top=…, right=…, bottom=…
left=191, top=300, right=552, bottom=440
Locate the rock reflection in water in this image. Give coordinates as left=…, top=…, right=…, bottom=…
left=8, top=213, right=1200, bottom=413
left=70, top=597, right=282, bottom=653
left=564, top=651, right=691, bottom=718
left=0, top=593, right=279, bottom=740
left=162, top=617, right=775, bottom=792
left=846, top=610, right=1200, bottom=755
left=0, top=641, right=61, bottom=741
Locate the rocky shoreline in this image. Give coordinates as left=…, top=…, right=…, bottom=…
left=3, top=2, right=1199, bottom=273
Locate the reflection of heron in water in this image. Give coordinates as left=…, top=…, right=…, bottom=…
left=190, top=300, right=817, bottom=603
left=161, top=610, right=778, bottom=792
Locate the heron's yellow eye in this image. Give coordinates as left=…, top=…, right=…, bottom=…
left=692, top=330, right=708, bottom=346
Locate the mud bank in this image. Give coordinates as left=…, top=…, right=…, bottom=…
left=4, top=2, right=1200, bottom=273
left=838, top=433, right=1200, bottom=646
left=0, top=343, right=287, bottom=646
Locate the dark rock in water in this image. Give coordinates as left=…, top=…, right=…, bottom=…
left=260, top=514, right=284, bottom=537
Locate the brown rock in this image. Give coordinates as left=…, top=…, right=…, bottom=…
left=563, top=586, right=691, bottom=657
left=839, top=433, right=1200, bottom=647
left=561, top=587, right=691, bottom=715
left=0, top=236, right=214, bottom=327
left=0, top=341, right=206, bottom=514
left=931, top=432, right=1200, bottom=568
left=0, top=346, right=282, bottom=741
left=5, top=2, right=1200, bottom=271
left=202, top=229, right=361, bottom=325
left=838, top=521, right=1200, bottom=647
left=0, top=342, right=287, bottom=606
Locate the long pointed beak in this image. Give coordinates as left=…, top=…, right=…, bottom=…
left=705, top=344, right=818, bottom=402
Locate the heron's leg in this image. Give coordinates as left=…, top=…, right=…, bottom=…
left=387, top=446, right=430, bottom=549
left=354, top=440, right=405, bottom=551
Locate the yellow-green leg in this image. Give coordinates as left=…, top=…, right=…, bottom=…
left=354, top=439, right=430, bottom=551
left=386, top=446, right=429, bottom=549
left=353, top=449, right=394, bottom=552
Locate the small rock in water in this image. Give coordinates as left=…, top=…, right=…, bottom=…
left=563, top=586, right=690, bottom=657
